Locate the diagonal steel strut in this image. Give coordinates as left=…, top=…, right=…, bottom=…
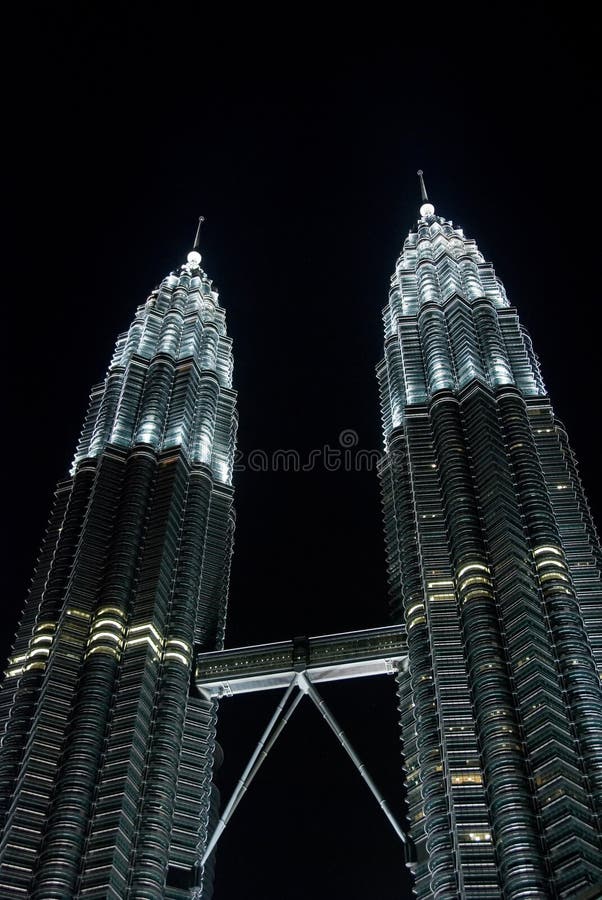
left=297, top=672, right=408, bottom=847
left=201, top=670, right=408, bottom=869
left=201, top=677, right=304, bottom=865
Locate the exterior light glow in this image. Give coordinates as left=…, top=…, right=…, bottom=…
left=379, top=195, right=602, bottom=897
left=88, top=632, right=121, bottom=645
left=27, top=648, right=50, bottom=659
left=187, top=250, right=202, bottom=266
left=166, top=638, right=191, bottom=654
left=129, top=623, right=163, bottom=643
left=457, top=563, right=490, bottom=578
left=8, top=654, right=27, bottom=665
left=92, top=619, right=125, bottom=632
left=96, top=606, right=126, bottom=618
left=85, top=646, right=118, bottom=659
left=406, top=602, right=425, bottom=618
left=164, top=651, right=189, bottom=666
left=533, top=546, right=563, bottom=557
left=126, top=635, right=162, bottom=655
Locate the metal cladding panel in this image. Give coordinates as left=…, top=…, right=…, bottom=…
left=379, top=209, right=602, bottom=898
left=0, top=260, right=237, bottom=900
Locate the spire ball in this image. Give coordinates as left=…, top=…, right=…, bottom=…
left=187, top=250, right=202, bottom=266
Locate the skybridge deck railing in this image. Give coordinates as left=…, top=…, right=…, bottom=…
left=194, top=624, right=408, bottom=698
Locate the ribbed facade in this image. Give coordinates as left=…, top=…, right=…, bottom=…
left=0, top=253, right=237, bottom=899
left=378, top=202, right=602, bottom=897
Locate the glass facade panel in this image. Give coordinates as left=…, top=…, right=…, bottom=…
left=378, top=197, right=602, bottom=897
left=0, top=250, right=236, bottom=900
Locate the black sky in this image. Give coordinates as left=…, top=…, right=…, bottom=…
left=3, top=5, right=601, bottom=899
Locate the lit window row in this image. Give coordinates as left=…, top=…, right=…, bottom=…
left=4, top=622, right=56, bottom=678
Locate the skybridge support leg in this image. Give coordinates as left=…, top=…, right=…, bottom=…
left=298, top=672, right=408, bottom=851
left=201, top=677, right=304, bottom=866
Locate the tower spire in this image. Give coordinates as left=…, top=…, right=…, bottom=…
left=417, top=169, right=435, bottom=218
left=194, top=215, right=205, bottom=250
left=187, top=215, right=205, bottom=268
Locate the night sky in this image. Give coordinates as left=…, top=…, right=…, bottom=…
left=3, top=6, right=600, bottom=899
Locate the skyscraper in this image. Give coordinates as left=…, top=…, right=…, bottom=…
left=378, top=174, right=602, bottom=898
left=0, top=232, right=237, bottom=899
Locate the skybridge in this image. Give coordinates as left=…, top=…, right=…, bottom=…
left=195, top=624, right=411, bottom=867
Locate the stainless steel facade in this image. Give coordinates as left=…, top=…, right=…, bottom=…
left=0, top=252, right=237, bottom=899
left=378, top=197, right=602, bottom=897
left=2, top=192, right=602, bottom=900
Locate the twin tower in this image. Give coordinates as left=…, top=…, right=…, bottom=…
left=1, top=181, right=602, bottom=899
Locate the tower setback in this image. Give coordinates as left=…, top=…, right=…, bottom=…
left=0, top=242, right=237, bottom=899
left=3, top=183, right=602, bottom=900
left=378, top=180, right=602, bottom=898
